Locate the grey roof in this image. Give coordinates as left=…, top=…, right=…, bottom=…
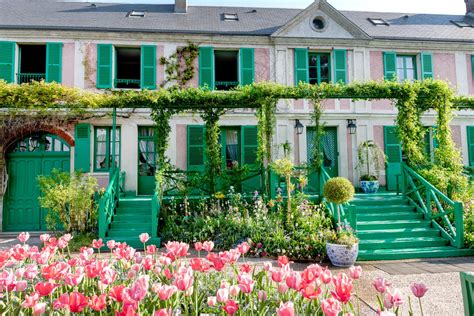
left=341, top=11, right=474, bottom=42
left=1, top=0, right=474, bottom=42
left=0, top=0, right=300, bottom=35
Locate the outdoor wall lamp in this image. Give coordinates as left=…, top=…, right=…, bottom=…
left=347, top=119, right=357, bottom=135
left=295, top=119, right=304, bottom=135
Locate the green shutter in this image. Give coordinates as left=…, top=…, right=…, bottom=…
left=468, top=126, right=474, bottom=166
left=199, top=47, right=214, bottom=89
left=141, top=45, right=156, bottom=90
left=0, top=41, right=15, bottom=83
left=239, top=48, right=254, bottom=86
left=46, top=43, right=62, bottom=83
left=241, top=126, right=258, bottom=165
left=384, top=126, right=402, bottom=191
left=383, top=52, right=397, bottom=81
left=333, top=49, right=347, bottom=84
left=421, top=52, right=433, bottom=80
left=294, top=48, right=309, bottom=85
left=97, top=44, right=113, bottom=89
left=74, top=124, right=91, bottom=172
left=187, top=125, right=205, bottom=171
left=471, top=55, right=474, bottom=81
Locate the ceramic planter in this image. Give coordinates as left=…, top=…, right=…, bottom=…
left=326, top=242, right=359, bottom=267
left=360, top=180, right=379, bottom=194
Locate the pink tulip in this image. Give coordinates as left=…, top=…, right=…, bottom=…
left=174, top=270, right=193, bottom=291
left=384, top=289, right=404, bottom=308
left=157, top=285, right=177, bottom=301
left=237, top=242, right=250, bottom=254
left=194, top=242, right=203, bottom=251
left=373, top=277, right=391, bottom=294
left=18, top=232, right=30, bottom=243
left=15, top=280, right=28, bottom=292
left=238, top=273, right=254, bottom=294
left=165, top=241, right=189, bottom=257
left=203, top=241, right=214, bottom=252
left=217, top=287, right=229, bottom=302
left=229, top=285, right=240, bottom=296
left=109, top=285, right=126, bottom=302
left=139, top=233, right=150, bottom=244
left=92, top=239, right=104, bottom=249
left=67, top=292, right=89, bottom=313
left=301, top=283, right=322, bottom=300
left=321, top=297, right=342, bottom=316
left=89, top=294, right=106, bottom=311
left=349, top=266, right=362, bottom=280
left=107, top=240, right=117, bottom=250
left=40, top=234, right=50, bottom=243
left=277, top=255, right=290, bottom=267
left=222, top=300, right=239, bottom=315
left=128, top=275, right=149, bottom=301
left=207, top=296, right=217, bottom=306
left=22, top=292, right=39, bottom=308
left=155, top=309, right=172, bottom=316
left=411, top=282, right=428, bottom=298
left=258, top=290, right=268, bottom=301
left=286, top=271, right=303, bottom=290
left=278, top=283, right=289, bottom=294
left=320, top=268, right=332, bottom=284
left=302, top=264, right=322, bottom=283
left=271, top=269, right=284, bottom=283
left=331, top=273, right=353, bottom=303
left=277, top=301, right=295, bottom=316
left=146, top=244, right=157, bottom=254
left=33, top=302, right=46, bottom=316
left=263, top=262, right=272, bottom=271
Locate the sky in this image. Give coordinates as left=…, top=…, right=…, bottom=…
left=76, top=0, right=467, bottom=14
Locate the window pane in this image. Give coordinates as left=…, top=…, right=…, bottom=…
left=54, top=139, right=62, bottom=152
left=320, top=56, right=329, bottom=83
left=397, top=57, right=404, bottom=68
left=96, top=128, right=107, bottom=141
left=309, top=55, right=318, bottom=67
left=96, top=142, right=106, bottom=156
left=139, top=127, right=155, bottom=137
left=397, top=69, right=405, bottom=81
left=96, top=156, right=107, bottom=169
left=405, top=58, right=414, bottom=69
left=406, top=69, right=415, bottom=81
left=309, top=68, right=317, bottom=80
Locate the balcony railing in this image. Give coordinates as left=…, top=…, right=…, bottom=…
left=17, top=73, right=45, bottom=84
left=215, top=81, right=239, bottom=90
left=114, top=78, right=141, bottom=88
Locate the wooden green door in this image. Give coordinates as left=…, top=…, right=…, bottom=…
left=384, top=126, right=403, bottom=191
left=306, top=127, right=339, bottom=193
left=3, top=133, right=70, bottom=231
left=137, top=127, right=157, bottom=196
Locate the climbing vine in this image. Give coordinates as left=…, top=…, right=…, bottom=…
left=160, top=42, right=199, bottom=88
left=309, top=98, right=324, bottom=169
left=201, top=109, right=225, bottom=193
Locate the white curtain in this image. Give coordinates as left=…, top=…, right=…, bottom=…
left=226, top=130, right=239, bottom=164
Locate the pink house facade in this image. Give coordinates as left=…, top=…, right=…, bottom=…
left=1, top=0, right=474, bottom=230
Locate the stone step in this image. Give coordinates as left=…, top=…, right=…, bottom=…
left=359, top=236, right=449, bottom=250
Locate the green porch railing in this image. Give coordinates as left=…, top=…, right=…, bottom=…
left=151, top=190, right=160, bottom=238
left=319, top=167, right=357, bottom=230
left=215, top=81, right=239, bottom=89
left=460, top=272, right=474, bottom=316
left=17, top=73, right=45, bottom=84
left=98, top=168, right=120, bottom=239
left=402, top=163, right=464, bottom=248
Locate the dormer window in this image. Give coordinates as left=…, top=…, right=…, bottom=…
left=368, top=18, right=389, bottom=26
left=451, top=20, right=474, bottom=28
left=128, top=10, right=146, bottom=18
left=223, top=13, right=239, bottom=21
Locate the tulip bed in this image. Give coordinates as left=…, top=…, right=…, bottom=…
left=0, top=233, right=428, bottom=316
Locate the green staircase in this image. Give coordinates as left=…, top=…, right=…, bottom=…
left=354, top=193, right=474, bottom=261
left=103, top=196, right=161, bottom=249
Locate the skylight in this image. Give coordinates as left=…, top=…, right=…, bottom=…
left=128, top=10, right=146, bottom=18
left=368, top=18, right=389, bottom=26
left=451, top=20, right=474, bottom=28
left=223, top=13, right=239, bottom=21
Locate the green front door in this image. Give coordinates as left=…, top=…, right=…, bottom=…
left=306, top=127, right=339, bottom=193
left=3, top=133, right=70, bottom=231
left=384, top=126, right=403, bottom=191
left=137, top=127, right=157, bottom=196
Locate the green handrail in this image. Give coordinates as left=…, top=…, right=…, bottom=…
left=402, top=163, right=464, bottom=248
left=17, top=73, right=45, bottom=84
left=151, top=190, right=160, bottom=238
left=98, top=168, right=120, bottom=239
left=319, top=167, right=357, bottom=230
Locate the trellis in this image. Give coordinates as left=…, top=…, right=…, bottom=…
left=0, top=79, right=471, bottom=196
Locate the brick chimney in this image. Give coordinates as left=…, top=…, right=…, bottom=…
left=466, top=0, right=474, bottom=14
left=175, top=0, right=187, bottom=13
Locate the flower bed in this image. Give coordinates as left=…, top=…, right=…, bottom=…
left=0, top=232, right=429, bottom=315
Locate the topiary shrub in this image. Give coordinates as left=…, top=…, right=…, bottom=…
left=323, top=177, right=355, bottom=205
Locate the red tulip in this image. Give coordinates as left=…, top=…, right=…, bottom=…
left=331, top=273, right=353, bottom=303
left=411, top=282, right=428, bottom=298
left=109, top=285, right=126, bottom=302
left=68, top=292, right=89, bottom=313
left=92, top=239, right=104, bottom=249
left=222, top=299, right=239, bottom=315
left=35, top=281, right=57, bottom=296
left=194, top=242, right=203, bottom=252
left=277, top=255, right=290, bottom=267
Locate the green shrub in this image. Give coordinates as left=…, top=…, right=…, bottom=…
left=323, top=177, right=355, bottom=205
left=38, top=169, right=99, bottom=233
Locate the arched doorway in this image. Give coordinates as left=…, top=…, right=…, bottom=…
left=3, top=132, right=70, bottom=231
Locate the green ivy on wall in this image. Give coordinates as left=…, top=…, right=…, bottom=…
left=160, top=42, right=199, bottom=88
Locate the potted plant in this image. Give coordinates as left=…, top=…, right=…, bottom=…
left=323, top=177, right=358, bottom=267
left=357, top=140, right=386, bottom=194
